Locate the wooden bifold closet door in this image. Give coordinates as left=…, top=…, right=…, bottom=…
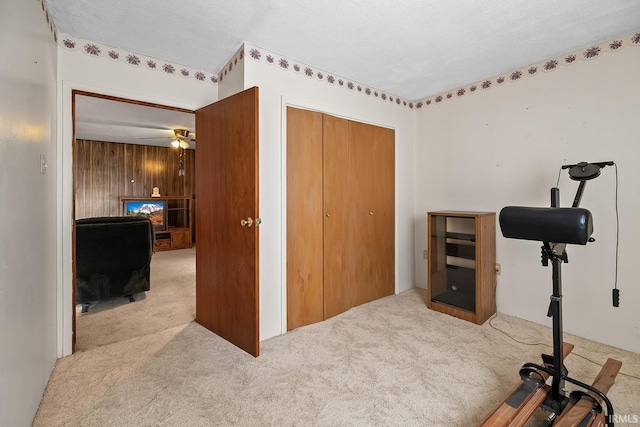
left=287, top=107, right=394, bottom=330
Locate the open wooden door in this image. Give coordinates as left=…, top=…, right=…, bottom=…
left=195, top=87, right=260, bottom=357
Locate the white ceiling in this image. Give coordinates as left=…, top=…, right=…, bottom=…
left=49, top=1, right=640, bottom=146
left=75, top=95, right=196, bottom=148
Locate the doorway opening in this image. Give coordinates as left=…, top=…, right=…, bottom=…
left=72, top=90, right=196, bottom=353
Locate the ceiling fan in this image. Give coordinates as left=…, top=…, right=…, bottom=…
left=140, top=128, right=195, bottom=148
left=170, top=129, right=193, bottom=149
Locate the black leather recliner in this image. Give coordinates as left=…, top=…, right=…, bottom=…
left=75, top=216, right=154, bottom=310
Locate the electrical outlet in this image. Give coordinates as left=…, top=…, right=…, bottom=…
left=495, top=263, right=501, bottom=275
left=423, top=250, right=428, bottom=259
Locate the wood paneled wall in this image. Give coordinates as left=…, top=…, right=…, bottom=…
left=74, top=139, right=195, bottom=219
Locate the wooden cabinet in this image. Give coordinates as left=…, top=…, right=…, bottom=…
left=427, top=211, right=496, bottom=324
left=120, top=196, right=192, bottom=251
left=287, top=107, right=395, bottom=330
left=170, top=229, right=191, bottom=248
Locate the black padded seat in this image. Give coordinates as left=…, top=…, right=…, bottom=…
left=499, top=207, right=593, bottom=245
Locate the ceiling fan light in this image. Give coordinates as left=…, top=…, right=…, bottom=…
left=179, top=140, right=190, bottom=149
left=171, top=139, right=180, bottom=148
left=174, top=129, right=189, bottom=139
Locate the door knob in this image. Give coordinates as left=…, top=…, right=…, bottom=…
left=326, top=212, right=331, bottom=217
left=369, top=210, right=374, bottom=215
left=240, top=217, right=254, bottom=227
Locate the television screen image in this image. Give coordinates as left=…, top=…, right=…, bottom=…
left=123, top=200, right=166, bottom=231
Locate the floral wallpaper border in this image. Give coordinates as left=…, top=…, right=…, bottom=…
left=218, top=46, right=245, bottom=83
left=245, top=32, right=640, bottom=109
left=244, top=43, right=414, bottom=108
left=414, top=31, right=640, bottom=109
left=55, top=25, right=640, bottom=106
left=58, top=34, right=220, bottom=85
left=38, top=0, right=58, bottom=43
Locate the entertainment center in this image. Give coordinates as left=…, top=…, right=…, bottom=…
left=426, top=211, right=496, bottom=325
left=120, top=196, right=192, bottom=251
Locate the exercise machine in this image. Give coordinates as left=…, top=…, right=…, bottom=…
left=479, top=161, right=621, bottom=426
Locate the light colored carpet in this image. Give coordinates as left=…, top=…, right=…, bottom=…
left=75, top=247, right=196, bottom=351
left=36, top=250, right=639, bottom=426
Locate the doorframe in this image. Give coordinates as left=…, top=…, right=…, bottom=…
left=57, top=80, right=199, bottom=357
left=279, top=96, right=398, bottom=335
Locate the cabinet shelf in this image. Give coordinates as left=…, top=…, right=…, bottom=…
left=430, top=264, right=476, bottom=312
left=427, top=211, right=496, bottom=324
left=447, top=232, right=476, bottom=242
left=446, top=243, right=475, bottom=260
left=120, top=196, right=192, bottom=251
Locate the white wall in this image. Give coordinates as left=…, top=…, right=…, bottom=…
left=414, top=46, right=640, bottom=352
left=242, top=44, right=416, bottom=340
left=0, top=1, right=58, bottom=425
left=56, top=39, right=219, bottom=356
left=60, top=41, right=417, bottom=347
left=53, top=26, right=639, bottom=358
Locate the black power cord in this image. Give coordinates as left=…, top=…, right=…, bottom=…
left=612, top=164, right=620, bottom=307
left=489, top=313, right=640, bottom=381
left=555, top=162, right=620, bottom=307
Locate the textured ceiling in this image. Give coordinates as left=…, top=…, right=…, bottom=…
left=50, top=1, right=640, bottom=148
left=46, top=0, right=640, bottom=100
left=75, top=95, right=196, bottom=148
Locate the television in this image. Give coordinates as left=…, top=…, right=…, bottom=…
left=123, top=199, right=166, bottom=231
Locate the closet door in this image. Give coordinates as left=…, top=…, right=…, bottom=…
left=286, top=107, right=324, bottom=330
left=370, top=125, right=395, bottom=301
left=348, top=121, right=376, bottom=307
left=286, top=109, right=395, bottom=327
left=348, top=122, right=395, bottom=306
left=323, top=114, right=353, bottom=319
